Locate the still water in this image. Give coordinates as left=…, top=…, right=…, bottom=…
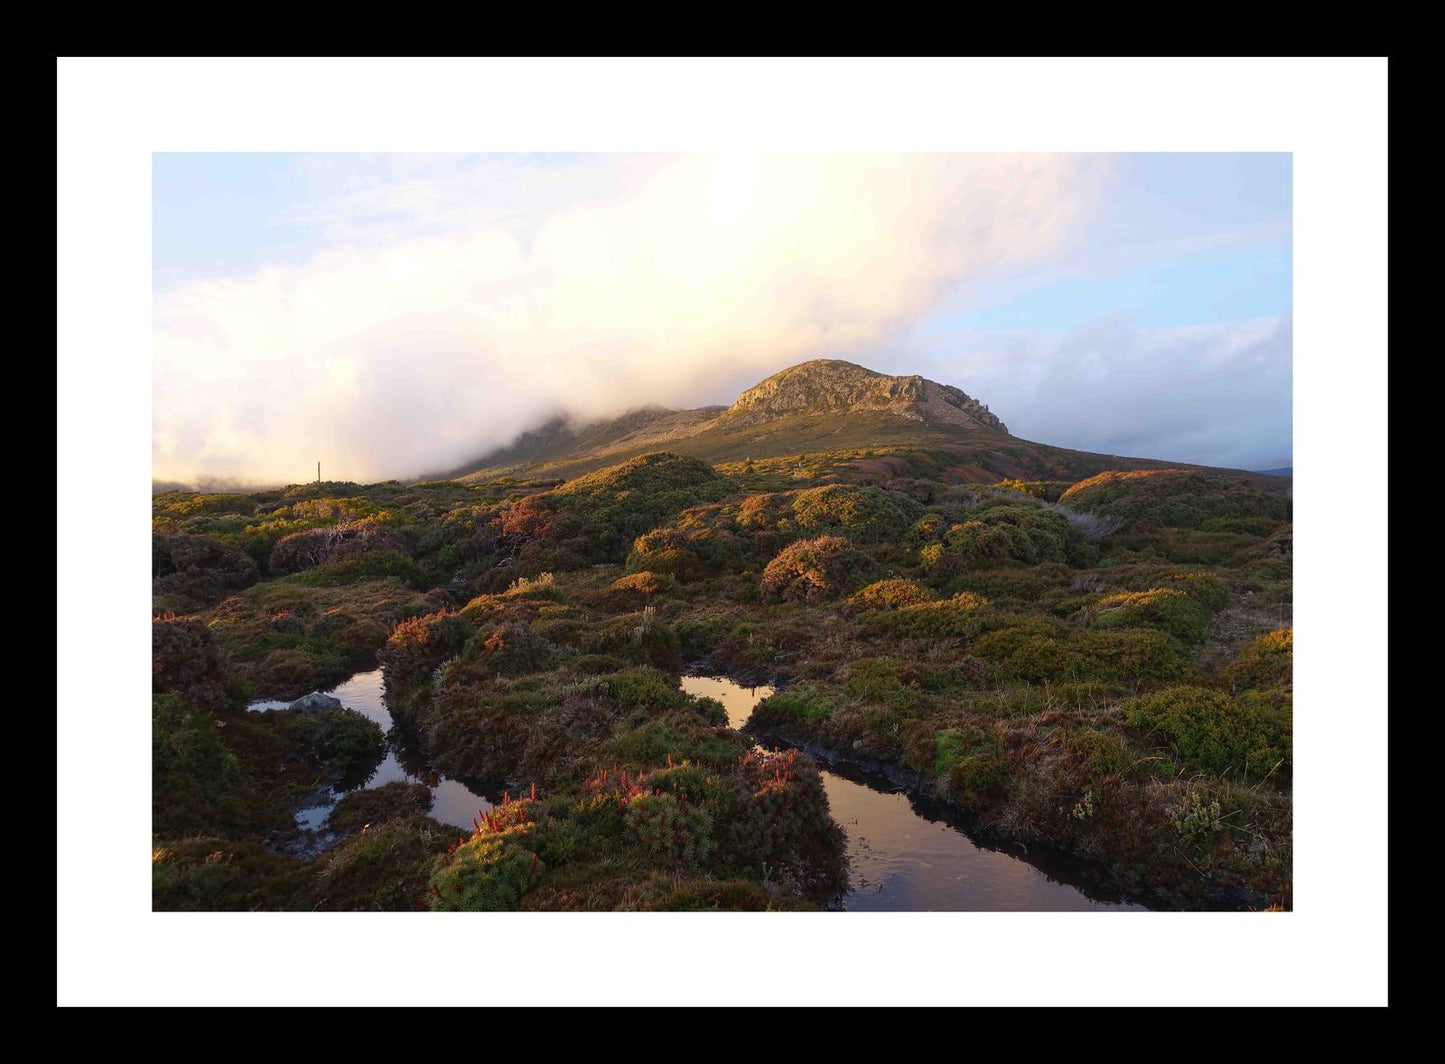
left=681, top=673, right=1144, bottom=912
left=248, top=670, right=492, bottom=836
left=251, top=668, right=1143, bottom=908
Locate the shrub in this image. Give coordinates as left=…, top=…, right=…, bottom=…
left=315, top=814, right=465, bottom=910
left=269, top=520, right=406, bottom=575
left=582, top=607, right=683, bottom=672
left=867, top=593, right=990, bottom=639
left=503, top=571, right=564, bottom=601
left=751, top=683, right=840, bottom=726
left=1073, top=728, right=1136, bottom=783
left=921, top=503, right=1072, bottom=573
left=610, top=570, right=675, bottom=597
left=625, top=791, right=715, bottom=867
left=1040, top=503, right=1124, bottom=542
left=1059, top=469, right=1290, bottom=530
left=1073, top=628, right=1195, bottom=685
left=1224, top=629, right=1293, bottom=692
left=1087, top=588, right=1212, bottom=643
left=152, top=533, right=259, bottom=608
left=760, top=535, right=868, bottom=601
left=788, top=484, right=924, bottom=542
left=281, top=707, right=386, bottom=777
left=972, top=623, right=1193, bottom=685
left=429, top=832, right=543, bottom=911
left=379, top=610, right=471, bottom=689
left=841, top=658, right=931, bottom=712
left=602, top=666, right=689, bottom=711
left=327, top=782, right=434, bottom=834
left=932, top=726, right=1009, bottom=805
left=152, top=617, right=233, bottom=713
left=570, top=653, right=628, bottom=675
left=471, top=623, right=557, bottom=677
left=513, top=452, right=732, bottom=564
left=720, top=749, right=847, bottom=896
left=153, top=838, right=313, bottom=911
left=291, top=550, right=430, bottom=590
left=847, top=578, right=938, bottom=612
left=1124, top=686, right=1291, bottom=778
left=152, top=693, right=241, bottom=836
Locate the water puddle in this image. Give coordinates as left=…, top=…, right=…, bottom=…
left=681, top=672, right=1145, bottom=911
left=248, top=670, right=493, bottom=838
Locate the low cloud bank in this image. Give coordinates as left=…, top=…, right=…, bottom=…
left=154, top=154, right=1104, bottom=485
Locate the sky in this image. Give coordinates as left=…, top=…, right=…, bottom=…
left=153, top=152, right=1291, bottom=485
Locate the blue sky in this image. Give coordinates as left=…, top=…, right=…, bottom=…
left=153, top=153, right=1291, bottom=483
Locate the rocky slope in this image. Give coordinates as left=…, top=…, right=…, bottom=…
left=717, top=359, right=1006, bottom=432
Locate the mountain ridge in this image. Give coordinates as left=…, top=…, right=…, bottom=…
left=446, top=358, right=1020, bottom=482
left=442, top=358, right=1279, bottom=489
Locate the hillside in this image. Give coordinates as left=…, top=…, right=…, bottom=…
left=154, top=433, right=1294, bottom=912
left=449, top=359, right=1283, bottom=489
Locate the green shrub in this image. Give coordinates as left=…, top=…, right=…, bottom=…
left=601, top=666, right=688, bottom=711
left=428, top=830, right=544, bottom=911
left=847, top=578, right=938, bottom=611
left=841, top=658, right=931, bottom=712
left=153, top=838, right=313, bottom=911
left=281, top=707, right=386, bottom=777
left=760, top=535, right=868, bottom=601
left=751, top=683, right=840, bottom=726
left=610, top=570, right=676, bottom=597
left=153, top=617, right=233, bottom=713
left=1088, top=588, right=1212, bottom=643
left=585, top=608, right=683, bottom=671
left=921, top=503, right=1072, bottom=573
left=328, top=782, right=434, bottom=834
left=316, top=814, right=464, bottom=910
left=519, top=452, right=733, bottom=564
left=788, top=484, right=924, bottom=542
left=868, top=593, right=991, bottom=639
left=1124, top=685, right=1291, bottom=778
left=152, top=693, right=241, bottom=836
left=270, top=520, right=406, bottom=575
left=1224, top=629, right=1293, bottom=692
left=378, top=610, right=471, bottom=688
left=932, top=727, right=1009, bottom=805
left=470, top=623, right=557, bottom=676
left=1060, top=469, right=1290, bottom=530
left=625, top=791, right=715, bottom=867
left=152, top=533, right=259, bottom=609
left=973, top=623, right=1193, bottom=685
left=291, top=550, right=430, bottom=590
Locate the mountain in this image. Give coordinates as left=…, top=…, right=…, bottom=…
left=716, top=359, right=1006, bottom=432
left=1256, top=467, right=1293, bottom=477
left=444, top=359, right=1281, bottom=488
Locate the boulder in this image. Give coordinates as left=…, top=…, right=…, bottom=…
left=288, top=692, right=343, bottom=713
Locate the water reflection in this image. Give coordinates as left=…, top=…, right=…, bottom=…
left=680, top=672, right=1145, bottom=912
left=248, top=669, right=493, bottom=835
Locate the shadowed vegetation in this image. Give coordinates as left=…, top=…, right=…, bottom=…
left=154, top=432, right=1291, bottom=910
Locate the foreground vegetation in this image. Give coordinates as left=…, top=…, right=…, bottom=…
left=153, top=452, right=1292, bottom=910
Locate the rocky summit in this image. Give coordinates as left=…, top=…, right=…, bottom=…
left=718, top=359, right=1007, bottom=433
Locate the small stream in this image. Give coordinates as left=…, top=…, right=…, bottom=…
left=681, top=674, right=1145, bottom=912
left=248, top=670, right=493, bottom=839
left=251, top=668, right=1144, bottom=908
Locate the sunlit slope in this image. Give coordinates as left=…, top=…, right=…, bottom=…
left=446, top=359, right=1287, bottom=489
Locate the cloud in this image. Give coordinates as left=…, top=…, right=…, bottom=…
left=153, top=153, right=1106, bottom=484
left=907, top=313, right=1293, bottom=470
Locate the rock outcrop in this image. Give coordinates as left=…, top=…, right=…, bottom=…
left=716, top=359, right=1006, bottom=433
